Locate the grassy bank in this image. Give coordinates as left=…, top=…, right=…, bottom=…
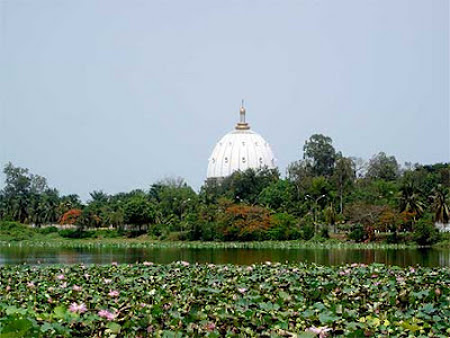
left=0, top=221, right=449, bottom=249
left=0, top=263, right=448, bottom=337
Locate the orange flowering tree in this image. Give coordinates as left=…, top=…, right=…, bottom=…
left=221, top=204, right=272, bottom=241
left=60, top=209, right=82, bottom=225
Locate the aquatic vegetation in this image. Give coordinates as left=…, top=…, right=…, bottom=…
left=0, top=263, right=449, bottom=337
left=0, top=239, right=421, bottom=250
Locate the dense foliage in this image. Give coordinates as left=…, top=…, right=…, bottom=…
left=0, top=134, right=449, bottom=244
left=0, top=262, right=448, bottom=337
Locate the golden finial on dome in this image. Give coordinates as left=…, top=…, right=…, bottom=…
left=236, top=99, right=250, bottom=130
left=240, top=99, right=246, bottom=114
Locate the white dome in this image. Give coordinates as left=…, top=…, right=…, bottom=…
left=207, top=105, right=276, bottom=179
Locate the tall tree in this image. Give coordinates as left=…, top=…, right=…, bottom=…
left=303, top=134, right=337, bottom=177
left=332, top=156, right=355, bottom=213
left=367, top=152, right=399, bottom=181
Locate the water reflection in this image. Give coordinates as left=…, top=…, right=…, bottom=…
left=0, top=246, right=449, bottom=267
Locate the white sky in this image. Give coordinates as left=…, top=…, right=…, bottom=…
left=0, top=0, right=449, bottom=199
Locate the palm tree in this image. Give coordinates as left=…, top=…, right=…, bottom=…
left=430, top=185, right=450, bottom=225
left=398, top=183, right=424, bottom=223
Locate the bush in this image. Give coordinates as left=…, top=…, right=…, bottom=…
left=117, top=229, right=147, bottom=238
left=320, top=226, right=330, bottom=239
left=94, top=230, right=121, bottom=239
left=413, top=219, right=440, bottom=246
left=348, top=224, right=367, bottom=242
left=166, top=231, right=189, bottom=241
left=300, top=224, right=315, bottom=241
left=386, top=231, right=399, bottom=244
left=38, top=226, right=59, bottom=235
left=59, top=229, right=93, bottom=239
left=147, top=224, right=168, bottom=239
left=0, top=221, right=39, bottom=241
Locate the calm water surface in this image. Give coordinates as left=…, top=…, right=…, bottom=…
left=0, top=246, right=449, bottom=267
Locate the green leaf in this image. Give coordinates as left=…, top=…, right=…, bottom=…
left=319, top=311, right=339, bottom=324
left=106, top=322, right=121, bottom=334
left=53, top=306, right=66, bottom=319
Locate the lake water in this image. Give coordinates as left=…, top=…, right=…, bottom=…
left=0, top=245, right=449, bottom=266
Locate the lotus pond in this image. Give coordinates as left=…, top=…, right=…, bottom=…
left=0, top=262, right=449, bottom=337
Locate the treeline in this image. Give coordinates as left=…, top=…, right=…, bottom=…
left=0, top=134, right=449, bottom=244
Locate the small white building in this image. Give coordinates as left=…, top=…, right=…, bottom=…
left=436, top=222, right=450, bottom=232
left=207, top=103, right=276, bottom=180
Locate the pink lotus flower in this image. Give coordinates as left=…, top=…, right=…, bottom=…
left=371, top=274, right=378, bottom=278
left=6, top=286, right=10, bottom=292
left=339, top=269, right=351, bottom=276
left=396, top=277, right=405, bottom=283
left=108, top=290, right=119, bottom=297
left=98, top=309, right=117, bottom=320
left=27, top=282, right=35, bottom=288
left=246, top=266, right=253, bottom=272
left=306, top=326, right=332, bottom=338
left=69, top=302, right=87, bottom=314
left=72, top=285, right=82, bottom=292
left=238, top=287, right=247, bottom=294
left=83, top=273, right=90, bottom=279
left=143, top=261, right=153, bottom=266
left=351, top=263, right=358, bottom=267
left=47, top=297, right=53, bottom=303
left=205, top=322, right=216, bottom=331
left=111, top=261, right=118, bottom=266
left=56, top=274, right=65, bottom=280
left=180, top=261, right=190, bottom=267
left=265, top=261, right=272, bottom=266
left=60, top=282, right=67, bottom=289
left=410, top=267, right=416, bottom=273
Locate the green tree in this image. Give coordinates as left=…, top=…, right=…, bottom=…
left=398, top=183, right=424, bottom=222
left=430, top=185, right=450, bottom=225
left=123, top=196, right=156, bottom=228
left=213, top=168, right=279, bottom=205
left=303, top=134, right=337, bottom=177
left=150, top=177, right=198, bottom=226
left=367, top=152, right=399, bottom=180
left=332, top=156, right=355, bottom=213
left=258, top=179, right=297, bottom=213
left=1, top=162, right=59, bottom=224
left=287, top=159, right=313, bottom=199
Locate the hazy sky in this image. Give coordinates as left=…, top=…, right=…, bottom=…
left=0, top=0, right=449, bottom=199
